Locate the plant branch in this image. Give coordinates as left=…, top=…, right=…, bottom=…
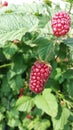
left=0, top=63, right=12, bottom=69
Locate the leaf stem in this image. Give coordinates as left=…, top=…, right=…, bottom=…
left=0, top=63, right=12, bottom=69
left=47, top=33, right=53, bottom=35
left=45, top=43, right=54, bottom=62
left=56, top=91, right=64, bottom=100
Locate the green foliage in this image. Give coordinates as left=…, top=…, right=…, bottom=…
left=52, top=108, right=71, bottom=130
left=0, top=1, right=73, bottom=130
left=64, top=0, right=73, bottom=3
left=3, top=41, right=19, bottom=59
left=16, top=96, right=34, bottom=112
left=34, top=89, right=58, bottom=117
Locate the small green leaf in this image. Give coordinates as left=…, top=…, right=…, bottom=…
left=16, top=96, right=34, bottom=112
left=64, top=0, right=73, bottom=3
left=7, top=70, right=16, bottom=80
left=21, top=32, right=32, bottom=42
left=44, top=0, right=52, bottom=7
left=38, top=41, right=54, bottom=61
left=0, top=113, right=4, bottom=121
left=7, top=108, right=20, bottom=127
left=34, top=89, right=58, bottom=117
left=8, top=118, right=20, bottom=128
left=1, top=76, right=11, bottom=96
left=64, top=123, right=72, bottom=130
left=63, top=69, right=73, bottom=80
left=52, top=108, right=70, bottom=130
left=64, top=79, right=73, bottom=99
left=33, top=37, right=49, bottom=45
left=37, top=15, right=50, bottom=28
left=8, top=75, right=24, bottom=91
left=63, top=38, right=73, bottom=48
left=54, top=68, right=62, bottom=81
left=11, top=54, right=27, bottom=74
left=33, top=37, right=54, bottom=61
left=28, top=118, right=50, bottom=130
left=0, top=123, right=5, bottom=130
left=3, top=41, right=18, bottom=59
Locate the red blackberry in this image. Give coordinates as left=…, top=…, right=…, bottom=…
left=29, top=61, right=52, bottom=94
left=51, top=11, right=71, bottom=36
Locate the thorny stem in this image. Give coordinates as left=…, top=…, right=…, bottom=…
left=56, top=91, right=64, bottom=100
left=0, top=63, right=12, bottom=69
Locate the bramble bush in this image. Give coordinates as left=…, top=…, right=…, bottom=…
left=0, top=0, right=73, bottom=130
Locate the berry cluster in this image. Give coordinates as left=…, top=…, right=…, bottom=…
left=29, top=61, right=52, bottom=94
left=29, top=12, right=71, bottom=94
left=51, top=11, right=71, bottom=36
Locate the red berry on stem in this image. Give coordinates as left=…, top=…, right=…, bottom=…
left=19, top=88, right=24, bottom=94
left=2, top=1, right=8, bottom=7
left=18, top=93, right=23, bottom=98
left=51, top=11, right=71, bottom=37
left=26, top=115, right=31, bottom=119
left=29, top=61, right=52, bottom=94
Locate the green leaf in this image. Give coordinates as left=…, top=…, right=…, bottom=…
left=7, top=109, right=19, bottom=119
left=0, top=5, right=38, bottom=45
left=0, top=113, right=4, bottom=121
left=34, top=119, right=50, bottom=130
left=54, top=68, right=62, bottom=81
left=44, top=0, right=52, bottom=6
left=63, top=38, right=73, bottom=48
left=3, top=41, right=18, bottom=59
left=38, top=41, right=54, bottom=61
left=0, top=123, right=5, bottom=130
left=34, top=37, right=54, bottom=61
left=21, top=32, right=32, bottom=42
left=28, top=118, right=50, bottom=130
left=64, top=79, right=73, bottom=99
left=1, top=76, right=11, bottom=96
left=0, top=48, right=6, bottom=62
left=16, top=96, right=34, bottom=112
left=7, top=109, right=20, bottom=128
left=8, top=75, right=24, bottom=92
left=8, top=118, right=20, bottom=128
left=7, top=70, right=16, bottom=80
left=34, top=89, right=58, bottom=117
left=11, top=54, right=27, bottom=74
left=58, top=43, right=69, bottom=59
left=37, top=15, right=50, bottom=28
left=52, top=108, right=70, bottom=130
left=33, top=37, right=49, bottom=45
left=62, top=69, right=73, bottom=80
left=64, top=0, right=73, bottom=3
left=64, top=123, right=72, bottom=130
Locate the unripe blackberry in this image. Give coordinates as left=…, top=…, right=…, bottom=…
left=51, top=11, right=71, bottom=37
left=29, top=61, right=52, bottom=94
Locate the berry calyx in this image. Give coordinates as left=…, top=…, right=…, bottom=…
left=29, top=61, right=52, bottom=94
left=51, top=11, right=71, bottom=37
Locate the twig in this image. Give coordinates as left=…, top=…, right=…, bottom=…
left=0, top=63, right=12, bottom=69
